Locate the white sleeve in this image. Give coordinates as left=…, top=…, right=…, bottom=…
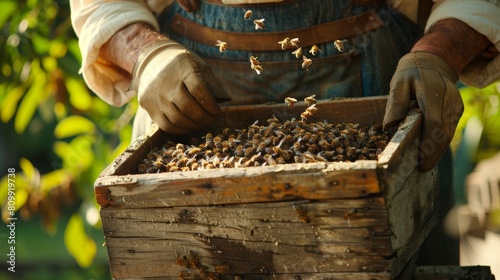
left=426, top=0, right=500, bottom=88
left=70, top=0, right=160, bottom=106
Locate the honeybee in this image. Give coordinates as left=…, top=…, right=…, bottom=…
left=302, top=55, right=312, bottom=71
left=334, top=39, right=346, bottom=52
left=253, top=18, right=265, bottom=30
left=215, top=40, right=228, bottom=52
left=278, top=37, right=291, bottom=50
left=284, top=97, right=298, bottom=107
left=304, top=94, right=317, bottom=106
left=309, top=45, right=321, bottom=56
left=249, top=56, right=263, bottom=74
left=290, top=37, right=300, bottom=48
left=293, top=204, right=310, bottom=223
left=305, top=104, right=317, bottom=114
left=301, top=111, right=313, bottom=122
left=292, top=47, right=303, bottom=59
left=243, top=9, right=253, bottom=20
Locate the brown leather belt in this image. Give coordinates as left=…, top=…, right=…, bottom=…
left=168, top=10, right=384, bottom=51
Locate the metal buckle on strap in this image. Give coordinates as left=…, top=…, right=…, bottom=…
left=168, top=10, right=384, bottom=52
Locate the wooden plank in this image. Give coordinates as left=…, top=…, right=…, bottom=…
left=105, top=237, right=394, bottom=279
left=377, top=110, right=422, bottom=200
left=385, top=166, right=440, bottom=279
left=95, top=162, right=380, bottom=208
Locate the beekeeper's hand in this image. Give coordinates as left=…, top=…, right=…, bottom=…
left=131, top=39, right=230, bottom=135
left=383, top=52, right=464, bottom=172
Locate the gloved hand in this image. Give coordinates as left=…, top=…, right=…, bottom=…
left=383, top=52, right=464, bottom=172
left=131, top=40, right=230, bottom=135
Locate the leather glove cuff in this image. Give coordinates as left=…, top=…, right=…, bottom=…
left=129, top=40, right=176, bottom=95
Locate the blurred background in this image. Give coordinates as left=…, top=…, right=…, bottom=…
left=0, top=0, right=499, bottom=279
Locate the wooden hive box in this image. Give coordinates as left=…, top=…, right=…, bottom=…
left=95, top=96, right=439, bottom=280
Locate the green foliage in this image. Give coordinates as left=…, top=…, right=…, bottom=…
left=0, top=0, right=135, bottom=270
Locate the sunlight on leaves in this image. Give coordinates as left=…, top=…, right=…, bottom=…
left=54, top=115, right=96, bottom=139
left=64, top=213, right=97, bottom=268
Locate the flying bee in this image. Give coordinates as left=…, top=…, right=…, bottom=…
left=334, top=39, right=346, bottom=52
left=293, top=204, right=310, bottom=223
left=253, top=18, right=265, bottom=30
left=302, top=55, right=312, bottom=71
left=305, top=104, right=317, bottom=114
left=301, top=111, right=313, bottom=122
left=278, top=37, right=291, bottom=50
left=243, top=9, right=253, bottom=20
left=249, top=56, right=263, bottom=74
left=304, top=94, right=317, bottom=106
left=285, top=97, right=298, bottom=107
left=309, top=45, right=321, bottom=56
left=215, top=40, right=227, bottom=52
left=290, top=37, right=300, bottom=48
left=292, top=47, right=303, bottom=59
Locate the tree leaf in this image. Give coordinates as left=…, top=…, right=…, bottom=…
left=0, top=85, right=25, bottom=123
left=54, top=115, right=95, bottom=139
left=64, top=213, right=97, bottom=268
left=14, top=60, right=45, bottom=133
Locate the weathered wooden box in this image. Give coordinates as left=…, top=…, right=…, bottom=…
left=95, top=96, right=439, bottom=280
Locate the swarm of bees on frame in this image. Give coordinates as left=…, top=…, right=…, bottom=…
left=138, top=95, right=393, bottom=174
left=214, top=9, right=347, bottom=74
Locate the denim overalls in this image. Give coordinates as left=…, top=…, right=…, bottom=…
left=159, top=0, right=421, bottom=105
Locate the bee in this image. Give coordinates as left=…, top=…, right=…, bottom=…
left=175, top=256, right=189, bottom=267
left=292, top=47, right=303, bottom=59
left=301, top=110, right=313, bottom=122
left=284, top=97, right=298, bottom=107
left=278, top=37, right=291, bottom=50
left=215, top=40, right=228, bottom=52
left=302, top=55, right=312, bottom=71
left=243, top=9, right=253, bottom=20
left=178, top=271, right=188, bottom=280
left=249, top=56, right=263, bottom=74
left=290, top=37, right=300, bottom=48
left=187, top=251, right=200, bottom=269
left=304, top=94, right=317, bottom=106
left=214, top=263, right=230, bottom=273
left=309, top=45, right=321, bottom=56
left=185, top=147, right=202, bottom=157
left=334, top=39, right=346, bottom=52
left=152, top=157, right=164, bottom=168
left=293, top=204, right=310, bottom=223
left=305, top=104, right=317, bottom=114
left=253, top=18, right=265, bottom=30
left=344, top=208, right=357, bottom=228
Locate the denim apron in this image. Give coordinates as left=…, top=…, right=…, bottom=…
left=158, top=0, right=421, bottom=105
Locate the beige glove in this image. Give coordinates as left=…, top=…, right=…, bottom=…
left=131, top=40, right=230, bottom=135
left=383, top=52, right=464, bottom=172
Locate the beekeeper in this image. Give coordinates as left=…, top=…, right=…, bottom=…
left=70, top=0, right=499, bottom=264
